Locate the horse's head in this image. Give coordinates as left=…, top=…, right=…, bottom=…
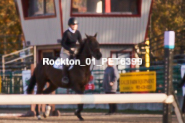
left=85, top=33, right=102, bottom=60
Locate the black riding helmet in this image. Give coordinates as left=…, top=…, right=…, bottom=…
left=68, top=17, right=78, bottom=26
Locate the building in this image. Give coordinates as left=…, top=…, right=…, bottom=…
left=15, top=0, right=153, bottom=70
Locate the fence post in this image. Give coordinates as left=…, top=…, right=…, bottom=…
left=10, top=71, right=13, bottom=94
left=163, top=31, right=175, bottom=123
left=34, top=46, right=37, bottom=67
left=30, top=64, right=36, bottom=114
left=2, top=55, right=5, bottom=80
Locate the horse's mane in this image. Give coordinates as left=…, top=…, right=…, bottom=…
left=76, top=38, right=88, bottom=58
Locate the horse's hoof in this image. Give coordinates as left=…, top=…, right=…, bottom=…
left=79, top=117, right=84, bottom=121
left=44, top=105, right=51, bottom=118
left=74, top=110, right=84, bottom=121
left=37, top=115, right=42, bottom=120
left=43, top=113, right=46, bottom=118
left=76, top=114, right=84, bottom=121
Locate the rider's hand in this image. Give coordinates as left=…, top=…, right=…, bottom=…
left=110, top=82, right=113, bottom=86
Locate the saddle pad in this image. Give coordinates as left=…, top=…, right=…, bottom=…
left=53, top=58, right=73, bottom=70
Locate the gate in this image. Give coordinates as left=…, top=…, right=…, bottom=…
left=1, top=71, right=23, bottom=94
left=0, top=65, right=183, bottom=96
left=84, top=65, right=182, bottom=96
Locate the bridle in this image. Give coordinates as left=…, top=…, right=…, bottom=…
left=86, top=41, right=99, bottom=73
left=77, top=38, right=100, bottom=73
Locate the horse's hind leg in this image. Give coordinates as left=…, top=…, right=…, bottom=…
left=42, top=83, right=57, bottom=118
left=35, top=90, right=43, bottom=120
left=35, top=81, right=46, bottom=120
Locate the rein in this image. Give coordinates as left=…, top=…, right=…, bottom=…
left=86, top=40, right=96, bottom=73
left=75, top=38, right=96, bottom=73
left=90, top=64, right=95, bottom=73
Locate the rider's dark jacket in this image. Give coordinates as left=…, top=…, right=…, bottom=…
left=61, top=29, right=83, bottom=52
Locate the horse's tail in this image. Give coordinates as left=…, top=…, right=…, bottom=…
left=27, top=70, right=36, bottom=94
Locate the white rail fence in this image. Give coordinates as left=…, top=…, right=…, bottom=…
left=0, top=94, right=173, bottom=105
left=2, top=46, right=34, bottom=73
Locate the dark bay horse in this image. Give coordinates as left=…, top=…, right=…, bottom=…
left=27, top=34, right=102, bottom=120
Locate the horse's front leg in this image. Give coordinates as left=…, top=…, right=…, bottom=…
left=75, top=100, right=84, bottom=120
left=73, top=85, right=85, bottom=121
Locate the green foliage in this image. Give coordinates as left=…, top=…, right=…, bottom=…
left=151, top=0, right=185, bottom=37
left=0, top=0, right=22, bottom=54
left=0, top=0, right=21, bottom=35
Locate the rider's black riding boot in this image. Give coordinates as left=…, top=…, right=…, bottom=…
left=61, top=54, right=74, bottom=84
left=62, top=65, right=69, bottom=84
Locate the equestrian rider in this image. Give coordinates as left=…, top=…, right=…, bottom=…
left=60, top=17, right=83, bottom=84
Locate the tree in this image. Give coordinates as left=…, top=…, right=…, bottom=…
left=0, top=0, right=22, bottom=54
left=148, top=0, right=185, bottom=64
left=151, top=0, right=184, bottom=37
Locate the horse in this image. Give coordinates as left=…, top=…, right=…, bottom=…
left=27, top=33, right=102, bottom=121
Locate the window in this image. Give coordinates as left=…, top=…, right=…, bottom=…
left=71, top=0, right=141, bottom=17
left=22, top=0, right=56, bottom=19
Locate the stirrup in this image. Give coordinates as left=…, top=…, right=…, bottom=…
left=62, top=76, right=69, bottom=84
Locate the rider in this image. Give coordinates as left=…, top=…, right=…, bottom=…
left=60, top=17, right=83, bottom=84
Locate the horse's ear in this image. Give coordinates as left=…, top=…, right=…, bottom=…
left=94, top=33, right=97, bottom=38
left=85, top=33, right=89, bottom=38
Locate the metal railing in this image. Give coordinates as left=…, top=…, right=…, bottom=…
left=135, top=28, right=185, bottom=66
left=0, top=65, right=182, bottom=95
left=2, top=46, right=33, bottom=79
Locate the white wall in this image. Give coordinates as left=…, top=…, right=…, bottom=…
left=17, top=0, right=152, bottom=45
left=16, top=0, right=62, bottom=45
left=62, top=0, right=152, bottom=44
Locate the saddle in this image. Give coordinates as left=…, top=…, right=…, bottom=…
left=53, top=57, right=74, bottom=70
